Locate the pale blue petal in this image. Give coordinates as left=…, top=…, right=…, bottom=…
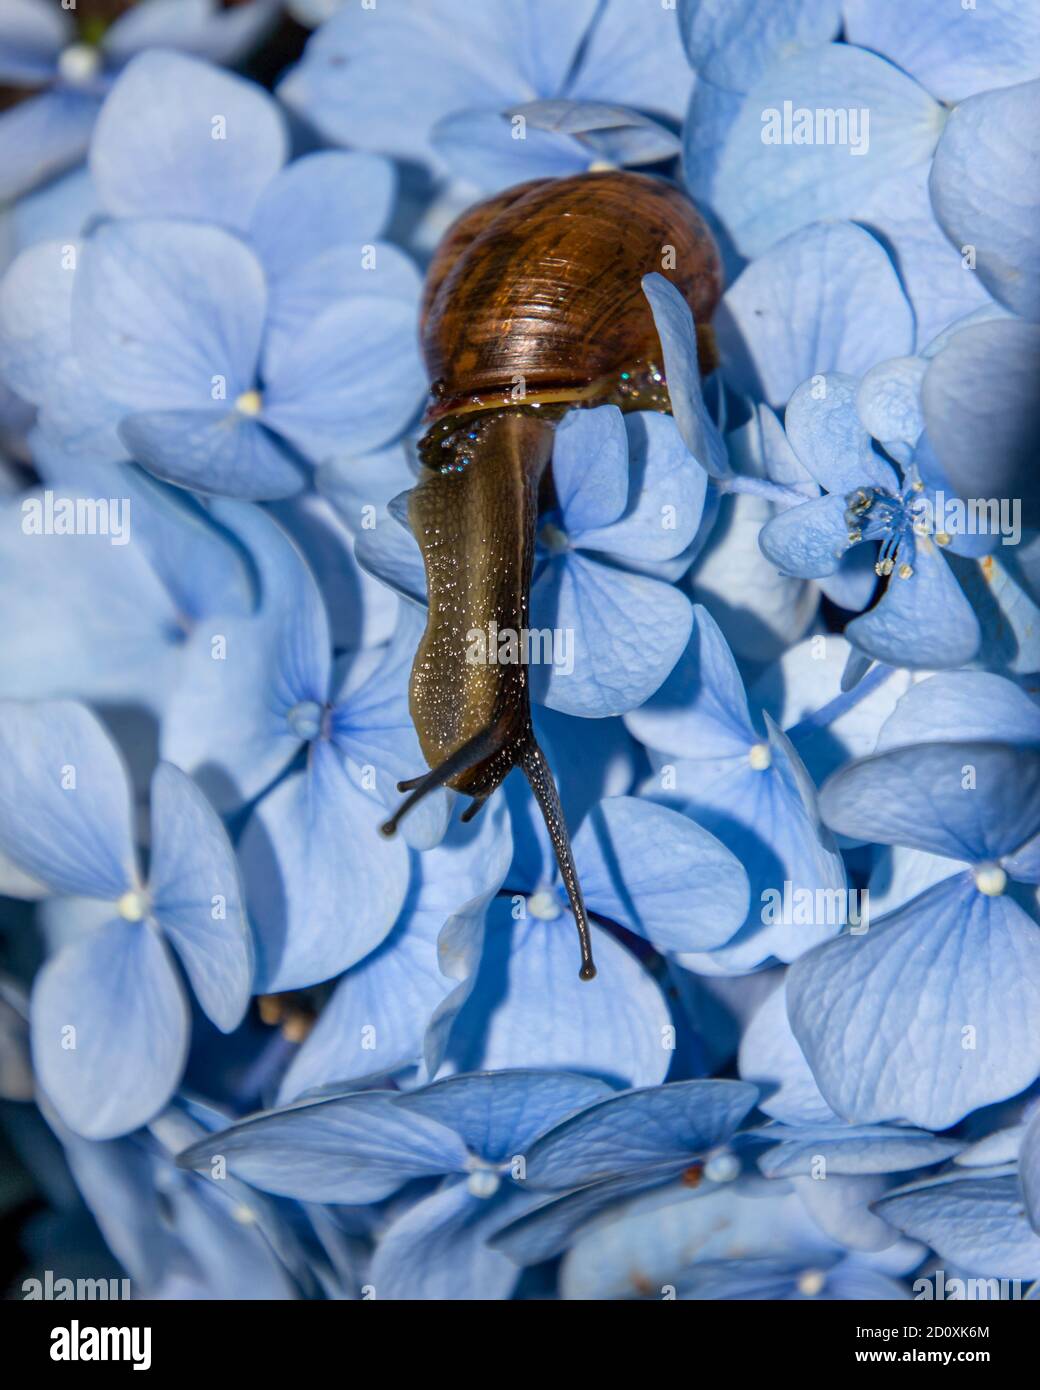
left=277, top=803, right=511, bottom=1101
left=717, top=223, right=914, bottom=408
left=642, top=273, right=728, bottom=477
left=396, top=1071, right=612, bottom=1163
left=758, top=1125, right=960, bottom=1179
left=263, top=296, right=424, bottom=462
left=738, top=983, right=837, bottom=1125
left=1022, top=1107, right=1040, bottom=1232
left=0, top=0, right=67, bottom=84
left=784, top=373, right=899, bottom=494
left=161, top=501, right=331, bottom=809
left=876, top=671, right=1040, bottom=753
left=787, top=879, right=1040, bottom=1128
left=446, top=899, right=672, bottom=1089
left=249, top=150, right=395, bottom=277
left=0, top=90, right=96, bottom=203
left=531, top=552, right=692, bottom=718
left=176, top=1091, right=468, bottom=1203
left=845, top=537, right=981, bottom=670
left=368, top=1181, right=524, bottom=1301
left=73, top=220, right=265, bottom=410
left=0, top=700, right=134, bottom=899
left=759, top=492, right=851, bottom=578
left=241, top=742, right=410, bottom=992
left=148, top=762, right=253, bottom=1033
left=432, top=109, right=590, bottom=191
left=571, top=796, right=749, bottom=954
left=820, top=741, right=1040, bottom=862
left=521, top=1079, right=757, bottom=1190
left=921, top=320, right=1040, bottom=528
left=31, top=921, right=189, bottom=1139
left=120, top=409, right=305, bottom=500
left=575, top=411, right=706, bottom=562
left=855, top=356, right=927, bottom=462
left=623, top=603, right=757, bottom=759
left=846, top=0, right=1040, bottom=103
left=90, top=53, right=286, bottom=227
left=877, top=1173, right=1040, bottom=1280
left=711, top=44, right=945, bottom=258
left=566, top=0, right=692, bottom=117
left=678, top=0, right=841, bottom=91
left=550, top=405, right=628, bottom=535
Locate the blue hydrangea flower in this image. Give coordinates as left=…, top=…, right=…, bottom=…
left=0, top=700, right=253, bottom=1138
left=0, top=0, right=278, bottom=201
left=788, top=739, right=1040, bottom=1129
left=628, top=604, right=847, bottom=973
left=278, top=0, right=692, bottom=175
left=178, top=1069, right=618, bottom=1300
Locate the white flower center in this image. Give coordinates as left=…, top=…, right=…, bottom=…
left=974, top=863, right=1007, bottom=897
left=797, top=1269, right=826, bottom=1297
left=235, top=389, right=263, bottom=417
left=116, top=890, right=149, bottom=922
left=527, top=889, right=562, bottom=921
left=748, top=742, right=771, bottom=771
left=704, top=1151, right=740, bottom=1184
left=58, top=44, right=101, bottom=87
left=466, top=1168, right=501, bottom=1199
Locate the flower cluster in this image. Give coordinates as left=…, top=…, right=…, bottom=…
left=0, top=0, right=1039, bottom=1302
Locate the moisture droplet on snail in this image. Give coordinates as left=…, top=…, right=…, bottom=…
left=380, top=171, right=723, bottom=980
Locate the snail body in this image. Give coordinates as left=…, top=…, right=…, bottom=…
left=381, top=172, right=722, bottom=979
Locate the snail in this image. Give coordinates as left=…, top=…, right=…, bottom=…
left=380, top=171, right=722, bottom=980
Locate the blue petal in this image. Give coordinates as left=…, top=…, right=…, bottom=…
left=759, top=492, right=851, bottom=578
left=353, top=501, right=428, bottom=610
left=820, top=741, right=1040, bottom=863
left=576, top=411, right=707, bottom=562
left=445, top=898, right=672, bottom=1089
left=0, top=0, right=67, bottom=84
left=521, top=1079, right=758, bottom=1190
left=161, top=501, right=331, bottom=809
left=717, top=223, right=914, bottom=409
left=277, top=0, right=597, bottom=161
left=855, top=355, right=926, bottom=464
left=565, top=0, right=692, bottom=117
left=788, top=878, right=1040, bottom=1128
left=73, top=220, right=265, bottom=411
left=678, top=0, right=841, bottom=91
left=642, top=273, right=728, bottom=478
left=571, top=796, right=749, bottom=954
left=396, top=1070, right=613, bottom=1163
left=240, top=741, right=410, bottom=992
left=148, top=762, right=253, bottom=1033
left=368, top=1181, right=525, bottom=1301
left=845, top=536, right=981, bottom=670
left=757, top=1125, right=961, bottom=1179
left=0, top=237, right=77, bottom=405
left=845, top=0, right=1040, bottom=103
left=263, top=296, right=424, bottom=462
left=90, top=51, right=287, bottom=229
left=0, top=700, right=135, bottom=899
left=930, top=79, right=1039, bottom=320
left=277, top=803, right=511, bottom=1101
left=32, top=921, right=189, bottom=1138
left=249, top=150, right=396, bottom=278
left=738, top=983, right=837, bottom=1125
left=921, top=320, right=1040, bottom=528
left=783, top=373, right=899, bottom=494
left=120, top=409, right=305, bottom=500
left=876, top=671, right=1040, bottom=752
left=876, top=1173, right=1040, bottom=1280
left=510, top=98, right=680, bottom=158
left=432, top=109, right=590, bottom=191
left=176, top=1091, right=468, bottom=1204
left=623, top=603, right=758, bottom=759
left=263, top=241, right=422, bottom=380
left=0, top=89, right=97, bottom=203
left=711, top=44, right=944, bottom=258
left=550, top=405, right=628, bottom=535
left=531, top=552, right=692, bottom=718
